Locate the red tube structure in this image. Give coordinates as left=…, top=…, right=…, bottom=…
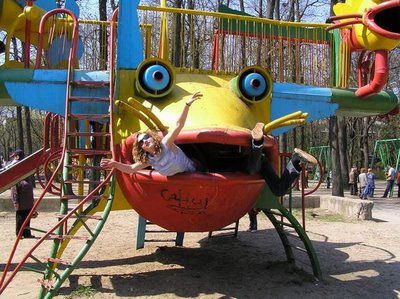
left=355, top=50, right=389, bottom=98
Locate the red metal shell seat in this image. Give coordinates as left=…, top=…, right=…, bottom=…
left=116, top=129, right=277, bottom=232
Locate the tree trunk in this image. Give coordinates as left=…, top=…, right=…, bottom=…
left=356, top=118, right=362, bottom=168
left=287, top=0, right=297, bottom=82
left=172, top=0, right=183, bottom=67
left=309, top=122, right=315, bottom=147
left=110, top=0, right=118, bottom=10
left=267, top=0, right=275, bottom=19
left=98, top=0, right=108, bottom=70
left=330, top=116, right=344, bottom=196
left=275, top=0, right=281, bottom=20
left=256, top=0, right=263, bottom=65
left=362, top=117, right=370, bottom=168
left=24, top=106, right=35, bottom=185
left=292, top=127, right=297, bottom=150
left=338, top=116, right=349, bottom=188
left=239, top=0, right=246, bottom=69
left=288, top=0, right=295, bottom=21
left=347, top=118, right=356, bottom=169
left=24, top=107, right=32, bottom=154
left=295, top=0, right=300, bottom=21
left=16, top=107, right=24, bottom=151
left=279, top=133, right=287, bottom=153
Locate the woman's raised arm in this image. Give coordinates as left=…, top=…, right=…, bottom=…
left=162, top=91, right=203, bottom=149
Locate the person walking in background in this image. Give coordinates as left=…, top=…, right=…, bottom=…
left=3, top=148, right=36, bottom=186
left=3, top=148, right=24, bottom=169
left=326, top=170, right=331, bottom=189
left=11, top=179, right=36, bottom=239
left=303, top=169, right=309, bottom=188
left=354, top=167, right=359, bottom=196
left=358, top=168, right=367, bottom=199
left=396, top=170, right=400, bottom=197
left=366, top=168, right=376, bottom=198
left=382, top=164, right=395, bottom=198
left=349, top=167, right=357, bottom=195
left=248, top=208, right=259, bottom=233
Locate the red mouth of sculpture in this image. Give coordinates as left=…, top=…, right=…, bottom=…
left=365, top=0, right=400, bottom=39
left=116, top=128, right=278, bottom=232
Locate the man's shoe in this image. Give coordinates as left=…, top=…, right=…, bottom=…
left=251, top=122, right=264, bottom=142
left=24, top=235, right=36, bottom=239
left=293, top=148, right=317, bottom=165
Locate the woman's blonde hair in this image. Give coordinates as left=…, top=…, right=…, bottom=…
left=132, top=130, right=162, bottom=163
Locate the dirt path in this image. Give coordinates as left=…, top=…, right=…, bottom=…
left=1, top=182, right=400, bottom=299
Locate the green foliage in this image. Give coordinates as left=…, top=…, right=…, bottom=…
left=66, top=285, right=97, bottom=298
left=0, top=107, right=45, bottom=158
left=377, top=114, right=400, bottom=140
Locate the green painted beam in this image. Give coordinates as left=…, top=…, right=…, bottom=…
left=332, top=88, right=398, bottom=117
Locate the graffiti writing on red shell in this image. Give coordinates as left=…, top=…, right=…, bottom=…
left=161, top=188, right=209, bottom=214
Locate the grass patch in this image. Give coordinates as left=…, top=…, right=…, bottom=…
left=290, top=208, right=348, bottom=222
left=66, top=285, right=97, bottom=298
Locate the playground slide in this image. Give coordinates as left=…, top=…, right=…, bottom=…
left=0, top=148, right=47, bottom=194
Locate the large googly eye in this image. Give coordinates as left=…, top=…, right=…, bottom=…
left=240, top=72, right=267, bottom=97
left=230, top=66, right=273, bottom=104
left=135, top=58, right=175, bottom=98
left=143, top=65, right=170, bottom=90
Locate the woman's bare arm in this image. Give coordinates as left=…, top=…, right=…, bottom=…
left=100, top=158, right=150, bottom=174
left=162, top=91, right=203, bottom=149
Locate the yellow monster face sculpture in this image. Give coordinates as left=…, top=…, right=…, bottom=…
left=111, top=59, right=306, bottom=232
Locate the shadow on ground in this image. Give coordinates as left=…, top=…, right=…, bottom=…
left=55, top=228, right=400, bottom=299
